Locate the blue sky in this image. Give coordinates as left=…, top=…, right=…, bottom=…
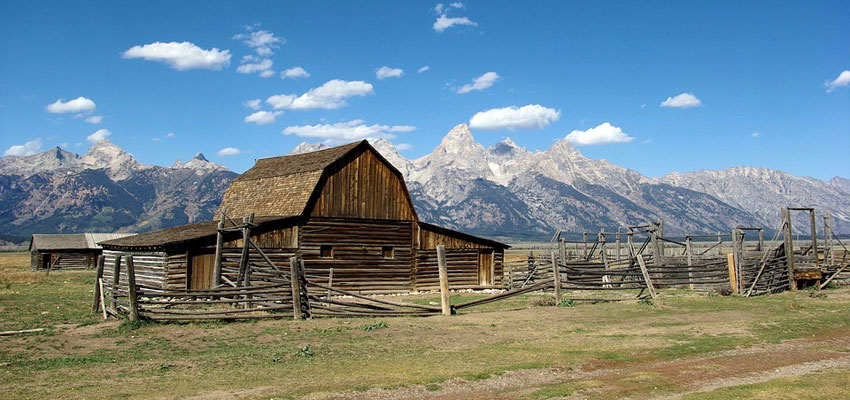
left=1, top=1, right=848, bottom=179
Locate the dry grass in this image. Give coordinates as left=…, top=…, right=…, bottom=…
left=1, top=252, right=849, bottom=399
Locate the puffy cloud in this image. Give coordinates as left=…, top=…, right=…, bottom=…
left=417, top=65, right=430, bottom=73
left=457, top=71, right=499, bottom=94
left=233, top=29, right=285, bottom=56
left=751, top=132, right=762, bottom=138
left=283, top=120, right=415, bottom=142
left=469, top=104, right=560, bottom=130
left=449, top=2, right=465, bottom=8
left=826, top=70, right=850, bottom=92
left=376, top=66, right=404, bottom=80
left=165, top=132, right=175, bottom=138
left=46, top=97, right=96, bottom=114
left=243, top=99, right=262, bottom=110
left=565, top=122, right=634, bottom=146
left=660, top=92, right=702, bottom=108
left=244, top=110, right=282, bottom=125
left=86, top=128, right=111, bottom=143
left=281, top=66, right=310, bottom=79
left=236, top=55, right=273, bottom=77
left=267, top=79, right=374, bottom=110
left=4, top=139, right=42, bottom=156
left=216, top=147, right=241, bottom=157
left=85, top=115, right=103, bottom=124
left=122, top=41, right=231, bottom=71
left=433, top=15, right=477, bottom=32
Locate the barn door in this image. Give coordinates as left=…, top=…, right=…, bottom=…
left=187, top=252, right=216, bottom=289
left=42, top=254, right=51, bottom=270
left=478, top=249, right=494, bottom=286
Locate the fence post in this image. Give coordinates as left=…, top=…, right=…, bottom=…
left=551, top=252, right=561, bottom=304
left=782, top=208, right=797, bottom=290
left=732, top=229, right=743, bottom=293
left=213, top=211, right=225, bottom=288
left=582, top=232, right=588, bottom=259
left=327, top=268, right=334, bottom=299
left=650, top=222, right=665, bottom=267
left=727, top=253, right=738, bottom=294
left=437, top=245, right=452, bottom=316
left=289, top=256, right=303, bottom=320
left=808, top=209, right=818, bottom=268
left=125, top=255, right=139, bottom=322
left=111, top=255, right=121, bottom=312
left=685, top=236, right=694, bottom=290
left=91, top=255, right=105, bottom=314
left=599, top=232, right=610, bottom=285
left=716, top=232, right=723, bottom=256
left=824, top=211, right=833, bottom=265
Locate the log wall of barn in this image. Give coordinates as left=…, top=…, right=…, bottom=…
left=415, top=249, right=480, bottom=290
left=101, top=249, right=168, bottom=289
left=310, top=149, right=416, bottom=221
left=300, top=218, right=414, bottom=294
left=30, top=251, right=97, bottom=270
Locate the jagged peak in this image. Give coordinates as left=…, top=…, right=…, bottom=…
left=192, top=152, right=208, bottom=162
left=500, top=137, right=519, bottom=148
left=291, top=142, right=328, bottom=155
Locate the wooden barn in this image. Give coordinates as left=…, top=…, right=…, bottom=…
left=100, top=140, right=508, bottom=294
left=29, top=233, right=136, bottom=270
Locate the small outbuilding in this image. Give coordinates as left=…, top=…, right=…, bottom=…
left=29, top=233, right=136, bottom=270
left=101, top=140, right=509, bottom=294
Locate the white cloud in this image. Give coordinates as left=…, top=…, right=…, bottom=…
left=236, top=55, right=273, bottom=77
left=417, top=65, right=430, bottom=73
left=46, top=97, right=96, bottom=114
left=267, top=79, right=374, bottom=110
left=457, top=71, right=499, bottom=94
left=165, top=132, right=175, bottom=138
left=283, top=120, right=415, bottom=142
left=395, top=143, right=413, bottom=151
left=660, top=92, right=702, bottom=108
left=449, top=2, right=465, bottom=8
left=281, top=66, right=310, bottom=79
left=233, top=29, right=285, bottom=56
left=826, top=70, right=850, bottom=92
left=243, top=99, right=262, bottom=110
left=565, top=122, right=634, bottom=146
left=4, top=139, right=42, bottom=156
left=85, top=115, right=103, bottom=124
left=433, top=15, right=477, bottom=32
left=751, top=132, right=762, bottom=138
left=376, top=66, right=404, bottom=80
left=123, top=41, right=231, bottom=71
left=244, top=110, right=282, bottom=125
left=217, top=147, right=241, bottom=157
left=469, top=104, right=561, bottom=130
left=86, top=128, right=111, bottom=143
left=152, top=137, right=162, bottom=142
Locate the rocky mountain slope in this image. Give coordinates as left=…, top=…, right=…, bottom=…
left=2, top=127, right=847, bottom=242
left=0, top=140, right=236, bottom=241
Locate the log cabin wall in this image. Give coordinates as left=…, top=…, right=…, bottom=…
left=102, top=249, right=168, bottom=289
left=415, top=249, right=480, bottom=290
left=418, top=225, right=505, bottom=289
left=300, top=218, right=414, bottom=294
left=310, top=148, right=416, bottom=221
left=31, top=250, right=97, bottom=270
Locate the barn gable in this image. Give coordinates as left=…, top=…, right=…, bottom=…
left=216, top=141, right=417, bottom=221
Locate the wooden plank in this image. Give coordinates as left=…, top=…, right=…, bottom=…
left=290, top=257, right=303, bottom=320
left=437, top=245, right=451, bottom=316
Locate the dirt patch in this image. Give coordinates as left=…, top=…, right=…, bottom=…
left=307, top=329, right=850, bottom=400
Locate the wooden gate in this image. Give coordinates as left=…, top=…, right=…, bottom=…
left=188, top=252, right=216, bottom=289
left=478, top=249, right=494, bottom=286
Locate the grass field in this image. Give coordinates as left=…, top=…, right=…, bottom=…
left=1, top=251, right=849, bottom=399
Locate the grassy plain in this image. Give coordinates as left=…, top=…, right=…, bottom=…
left=1, top=251, right=849, bottom=399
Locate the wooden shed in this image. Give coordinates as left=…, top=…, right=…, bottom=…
left=101, top=140, right=509, bottom=293
left=29, top=233, right=136, bottom=270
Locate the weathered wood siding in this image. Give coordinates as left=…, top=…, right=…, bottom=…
left=300, top=218, right=414, bottom=293
left=30, top=251, right=97, bottom=270
left=419, top=227, right=489, bottom=249
left=220, top=248, right=297, bottom=286
left=165, top=252, right=187, bottom=289
left=102, top=249, right=168, bottom=289
left=223, top=226, right=299, bottom=248
left=310, top=149, right=415, bottom=221
left=416, top=249, right=480, bottom=290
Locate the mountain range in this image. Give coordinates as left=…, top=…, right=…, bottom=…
left=1, top=125, right=847, bottom=243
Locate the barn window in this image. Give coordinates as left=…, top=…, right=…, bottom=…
left=320, top=245, right=334, bottom=258
left=382, top=246, right=394, bottom=259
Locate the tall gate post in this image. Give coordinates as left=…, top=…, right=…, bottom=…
left=289, top=256, right=303, bottom=320
left=782, top=208, right=797, bottom=290
left=125, top=255, right=139, bottom=322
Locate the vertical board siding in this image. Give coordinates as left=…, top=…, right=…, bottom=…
left=188, top=253, right=216, bottom=289
left=101, top=249, right=168, bottom=289
left=419, top=228, right=489, bottom=249
left=310, top=149, right=415, bottom=221
left=301, top=218, right=413, bottom=293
